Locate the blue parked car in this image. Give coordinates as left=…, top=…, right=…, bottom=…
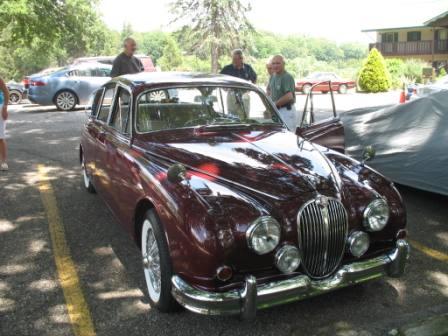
left=28, top=62, right=112, bottom=110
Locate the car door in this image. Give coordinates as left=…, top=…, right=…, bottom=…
left=91, top=83, right=117, bottom=205
left=296, top=81, right=345, bottom=153
left=103, top=86, right=141, bottom=230
left=82, top=88, right=105, bottom=175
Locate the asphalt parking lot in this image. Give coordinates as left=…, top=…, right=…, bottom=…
left=0, top=93, right=447, bottom=336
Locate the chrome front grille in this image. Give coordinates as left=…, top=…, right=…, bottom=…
left=297, top=197, right=348, bottom=278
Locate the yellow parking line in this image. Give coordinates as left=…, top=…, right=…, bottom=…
left=410, top=239, right=448, bottom=263
left=37, top=165, right=96, bottom=336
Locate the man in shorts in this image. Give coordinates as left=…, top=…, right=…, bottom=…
left=0, top=77, right=9, bottom=171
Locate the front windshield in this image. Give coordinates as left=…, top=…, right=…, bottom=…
left=136, top=86, right=283, bottom=133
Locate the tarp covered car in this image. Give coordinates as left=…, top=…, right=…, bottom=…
left=341, top=90, right=448, bottom=196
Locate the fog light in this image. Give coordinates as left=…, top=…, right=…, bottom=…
left=348, top=231, right=370, bottom=258
left=216, top=265, right=233, bottom=281
left=275, top=245, right=300, bottom=274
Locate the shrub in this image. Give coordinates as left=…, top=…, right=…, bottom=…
left=438, top=67, right=447, bottom=78
left=358, top=48, right=391, bottom=92
left=385, top=58, right=406, bottom=89
left=404, top=59, right=427, bottom=83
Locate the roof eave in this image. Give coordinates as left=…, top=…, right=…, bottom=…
left=361, top=25, right=427, bottom=33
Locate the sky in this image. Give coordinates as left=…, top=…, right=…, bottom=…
left=99, top=0, right=448, bottom=43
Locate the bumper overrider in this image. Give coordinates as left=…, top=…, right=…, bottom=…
left=171, top=239, right=410, bottom=319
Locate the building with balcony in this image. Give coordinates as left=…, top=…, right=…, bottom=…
left=362, top=10, right=448, bottom=68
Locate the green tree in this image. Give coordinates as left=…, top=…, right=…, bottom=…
left=0, top=0, right=114, bottom=80
left=138, top=31, right=170, bottom=64
left=340, top=43, right=368, bottom=60
left=158, top=37, right=183, bottom=70
left=120, top=22, right=134, bottom=41
left=358, top=48, right=391, bottom=93
left=170, top=0, right=254, bottom=73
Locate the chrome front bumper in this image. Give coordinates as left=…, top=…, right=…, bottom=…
left=171, top=239, right=410, bottom=319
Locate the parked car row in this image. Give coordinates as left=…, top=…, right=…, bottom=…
left=16, top=54, right=156, bottom=110
left=80, top=72, right=409, bottom=318
left=27, top=62, right=113, bottom=110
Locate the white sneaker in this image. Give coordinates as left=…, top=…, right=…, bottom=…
left=0, top=162, right=8, bottom=171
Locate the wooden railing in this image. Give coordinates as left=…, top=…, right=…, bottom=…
left=369, top=40, right=448, bottom=55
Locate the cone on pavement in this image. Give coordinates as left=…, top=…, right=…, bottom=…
left=399, top=83, right=406, bottom=103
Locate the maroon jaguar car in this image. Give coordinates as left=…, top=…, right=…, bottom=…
left=80, top=72, right=409, bottom=318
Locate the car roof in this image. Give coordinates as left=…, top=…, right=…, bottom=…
left=70, top=62, right=112, bottom=70
left=116, top=72, right=255, bottom=88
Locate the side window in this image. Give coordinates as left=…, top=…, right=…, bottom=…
left=97, top=86, right=116, bottom=123
left=90, top=89, right=104, bottom=117
left=110, top=88, right=131, bottom=134
left=92, top=68, right=111, bottom=77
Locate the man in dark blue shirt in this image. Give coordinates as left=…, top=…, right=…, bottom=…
left=220, top=49, right=257, bottom=83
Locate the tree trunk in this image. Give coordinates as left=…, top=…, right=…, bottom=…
left=211, top=43, right=219, bottom=73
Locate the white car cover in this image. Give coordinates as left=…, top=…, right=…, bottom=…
left=341, top=90, right=448, bottom=196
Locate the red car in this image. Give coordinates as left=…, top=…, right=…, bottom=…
left=296, top=72, right=356, bottom=94
left=80, top=72, right=409, bottom=318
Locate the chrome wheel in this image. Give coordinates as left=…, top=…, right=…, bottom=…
left=142, top=219, right=161, bottom=302
left=82, top=159, right=90, bottom=189
left=81, top=155, right=95, bottom=193
left=338, top=84, right=348, bottom=94
left=302, top=84, right=312, bottom=95
left=9, top=90, right=21, bottom=104
left=149, top=90, right=167, bottom=102
left=56, top=91, right=76, bottom=110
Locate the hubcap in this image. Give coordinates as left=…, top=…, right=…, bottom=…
left=57, top=92, right=75, bottom=110
left=10, top=93, right=20, bottom=103
left=142, top=219, right=161, bottom=302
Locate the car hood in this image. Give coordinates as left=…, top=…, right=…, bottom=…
left=137, top=127, right=341, bottom=200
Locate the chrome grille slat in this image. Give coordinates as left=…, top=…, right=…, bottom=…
left=297, top=197, right=348, bottom=278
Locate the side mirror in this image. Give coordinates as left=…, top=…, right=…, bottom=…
left=167, top=163, right=188, bottom=184
left=361, top=146, right=376, bottom=165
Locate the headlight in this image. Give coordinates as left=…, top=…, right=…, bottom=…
left=246, top=216, right=281, bottom=255
left=363, top=199, right=389, bottom=231
left=275, top=245, right=300, bottom=274
left=348, top=231, right=370, bottom=257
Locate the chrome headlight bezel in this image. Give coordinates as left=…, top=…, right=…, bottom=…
left=275, top=245, right=301, bottom=274
left=348, top=231, right=370, bottom=257
left=246, top=216, right=281, bottom=255
left=363, top=198, right=390, bottom=232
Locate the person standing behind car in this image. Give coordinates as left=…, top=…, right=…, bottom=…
left=220, top=49, right=257, bottom=83
left=111, top=37, right=144, bottom=77
left=220, top=49, right=257, bottom=119
left=268, top=55, right=297, bottom=131
left=0, top=77, right=9, bottom=171
left=266, top=57, right=274, bottom=92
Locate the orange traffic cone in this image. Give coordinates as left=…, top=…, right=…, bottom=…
left=399, top=84, right=406, bottom=104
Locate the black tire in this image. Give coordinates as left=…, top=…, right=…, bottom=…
left=8, top=90, right=22, bottom=105
left=338, top=84, right=348, bottom=94
left=302, top=84, right=312, bottom=95
left=81, top=154, right=96, bottom=193
left=322, top=91, right=329, bottom=94
left=55, top=90, right=77, bottom=111
left=141, top=209, right=179, bottom=312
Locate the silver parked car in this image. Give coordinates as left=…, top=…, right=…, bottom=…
left=27, top=62, right=112, bottom=110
